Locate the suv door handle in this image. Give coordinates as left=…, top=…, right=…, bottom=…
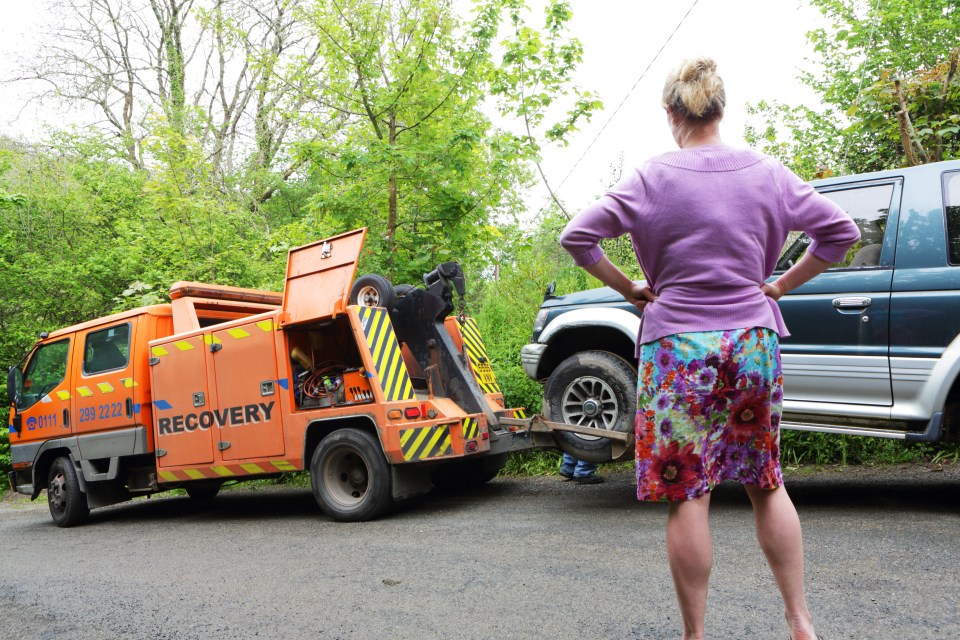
left=832, top=296, right=872, bottom=310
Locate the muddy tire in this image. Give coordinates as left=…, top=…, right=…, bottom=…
left=311, top=429, right=393, bottom=521
left=543, top=351, right=637, bottom=463
left=47, top=456, right=90, bottom=528
left=349, top=274, right=395, bottom=309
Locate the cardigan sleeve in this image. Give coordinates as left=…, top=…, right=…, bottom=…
left=779, top=166, right=861, bottom=263
left=560, top=169, right=648, bottom=267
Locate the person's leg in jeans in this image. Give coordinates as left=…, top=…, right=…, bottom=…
left=573, top=458, right=597, bottom=478
left=744, top=484, right=819, bottom=640
left=559, top=453, right=577, bottom=479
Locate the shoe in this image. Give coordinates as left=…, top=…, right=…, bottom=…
left=574, top=475, right=604, bottom=484
left=559, top=471, right=574, bottom=481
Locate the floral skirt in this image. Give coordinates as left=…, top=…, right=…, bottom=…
left=635, top=327, right=784, bottom=502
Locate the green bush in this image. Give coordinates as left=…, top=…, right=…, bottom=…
left=780, top=430, right=957, bottom=466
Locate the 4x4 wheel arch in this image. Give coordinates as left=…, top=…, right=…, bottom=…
left=543, top=350, right=637, bottom=463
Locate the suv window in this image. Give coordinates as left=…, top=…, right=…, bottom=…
left=83, top=324, right=131, bottom=375
left=776, top=183, right=894, bottom=271
left=19, top=339, right=70, bottom=410
left=942, top=171, right=960, bottom=264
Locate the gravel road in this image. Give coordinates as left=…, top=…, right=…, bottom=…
left=2, top=463, right=958, bottom=639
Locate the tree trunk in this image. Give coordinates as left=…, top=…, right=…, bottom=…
left=387, top=114, right=398, bottom=263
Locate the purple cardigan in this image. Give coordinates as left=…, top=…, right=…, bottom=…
left=560, top=146, right=860, bottom=346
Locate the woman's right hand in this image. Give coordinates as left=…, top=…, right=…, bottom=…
left=761, top=282, right=784, bottom=301
left=627, top=283, right=657, bottom=311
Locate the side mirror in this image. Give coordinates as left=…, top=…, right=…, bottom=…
left=7, top=366, right=22, bottom=406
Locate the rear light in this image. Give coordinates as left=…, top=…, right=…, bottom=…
left=465, top=440, right=478, bottom=452
left=404, top=407, right=421, bottom=419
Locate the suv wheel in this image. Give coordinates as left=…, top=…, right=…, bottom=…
left=543, top=351, right=637, bottom=463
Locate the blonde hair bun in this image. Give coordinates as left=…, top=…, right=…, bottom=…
left=663, top=56, right=726, bottom=121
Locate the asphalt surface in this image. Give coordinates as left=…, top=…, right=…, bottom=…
left=2, top=463, right=958, bottom=639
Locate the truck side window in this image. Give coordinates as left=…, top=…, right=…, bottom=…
left=942, top=171, right=960, bottom=264
left=83, top=324, right=131, bottom=375
left=19, top=339, right=70, bottom=410
left=776, top=183, right=894, bottom=271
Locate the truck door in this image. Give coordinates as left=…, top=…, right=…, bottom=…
left=210, top=318, right=284, bottom=460
left=151, top=334, right=214, bottom=467
left=74, top=322, right=137, bottom=445
left=13, top=338, right=73, bottom=442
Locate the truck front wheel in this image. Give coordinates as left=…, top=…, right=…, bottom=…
left=543, top=351, right=637, bottom=463
left=47, top=456, right=90, bottom=527
left=310, top=429, right=393, bottom=521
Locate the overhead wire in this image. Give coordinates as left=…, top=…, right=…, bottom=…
left=841, top=0, right=884, bottom=169
left=530, top=0, right=701, bottom=220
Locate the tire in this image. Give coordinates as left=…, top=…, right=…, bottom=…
left=310, top=429, right=393, bottom=522
left=543, top=351, right=637, bottom=463
left=430, top=453, right=508, bottom=490
left=185, top=482, right=221, bottom=500
left=349, top=274, right=395, bottom=309
left=394, top=284, right=416, bottom=297
left=47, top=456, right=90, bottom=527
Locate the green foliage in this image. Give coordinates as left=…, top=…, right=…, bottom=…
left=746, top=0, right=960, bottom=175
left=780, top=430, right=950, bottom=466
left=293, top=0, right=534, bottom=284
left=502, top=449, right=562, bottom=476
left=472, top=209, right=587, bottom=413
left=487, top=0, right=603, bottom=152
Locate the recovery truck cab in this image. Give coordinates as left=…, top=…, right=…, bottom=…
left=6, top=229, right=630, bottom=527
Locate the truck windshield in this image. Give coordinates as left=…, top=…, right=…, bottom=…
left=19, top=339, right=70, bottom=410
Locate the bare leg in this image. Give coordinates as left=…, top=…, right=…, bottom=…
left=744, top=485, right=818, bottom=640
left=667, top=493, right=712, bottom=640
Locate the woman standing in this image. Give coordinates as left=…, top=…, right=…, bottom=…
left=559, top=58, right=858, bottom=640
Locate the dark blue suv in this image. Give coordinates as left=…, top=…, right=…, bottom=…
left=522, top=160, right=960, bottom=460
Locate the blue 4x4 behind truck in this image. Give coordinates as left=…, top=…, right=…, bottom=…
left=521, top=159, right=960, bottom=460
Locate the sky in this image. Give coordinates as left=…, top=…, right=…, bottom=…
left=0, top=0, right=826, bottom=216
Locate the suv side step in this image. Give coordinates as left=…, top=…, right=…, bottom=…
left=781, top=412, right=943, bottom=443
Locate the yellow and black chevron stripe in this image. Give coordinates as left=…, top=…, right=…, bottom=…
left=512, top=408, right=527, bottom=419
left=399, top=424, right=452, bottom=461
left=157, top=458, right=300, bottom=483
left=358, top=307, right=415, bottom=402
left=458, top=317, right=500, bottom=393
left=461, top=416, right=480, bottom=440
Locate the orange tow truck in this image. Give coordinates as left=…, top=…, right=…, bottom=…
left=6, top=229, right=631, bottom=526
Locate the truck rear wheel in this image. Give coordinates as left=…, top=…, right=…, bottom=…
left=47, top=456, right=90, bottom=528
left=431, top=453, right=508, bottom=490
left=543, top=351, right=637, bottom=463
left=311, top=429, right=393, bottom=521
left=185, top=482, right=221, bottom=500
